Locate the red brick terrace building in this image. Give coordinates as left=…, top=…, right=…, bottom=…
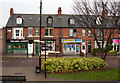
left=5, top=7, right=120, bottom=56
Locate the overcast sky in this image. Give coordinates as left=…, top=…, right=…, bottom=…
left=0, top=0, right=74, bottom=28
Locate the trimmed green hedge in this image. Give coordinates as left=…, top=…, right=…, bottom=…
left=41, top=57, right=108, bottom=73
left=92, top=48, right=101, bottom=56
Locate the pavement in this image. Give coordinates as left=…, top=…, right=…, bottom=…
left=1, top=54, right=120, bottom=59
left=0, top=54, right=120, bottom=81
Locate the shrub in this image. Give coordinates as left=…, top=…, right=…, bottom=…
left=109, top=50, right=117, bottom=53
left=41, top=57, right=108, bottom=73
left=105, top=44, right=113, bottom=52
left=92, top=48, right=101, bottom=56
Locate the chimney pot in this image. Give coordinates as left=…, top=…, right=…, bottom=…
left=102, top=8, right=108, bottom=18
left=10, top=8, right=14, bottom=17
left=58, top=7, right=62, bottom=18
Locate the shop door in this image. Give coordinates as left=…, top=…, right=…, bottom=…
left=28, top=43, right=33, bottom=54
left=88, top=41, right=92, bottom=53
left=88, top=45, right=91, bottom=53
left=35, top=45, right=39, bottom=54
left=114, top=44, right=120, bottom=53
left=75, top=44, right=80, bottom=54
left=81, top=42, right=86, bottom=54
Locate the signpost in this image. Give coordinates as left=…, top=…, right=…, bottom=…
left=38, top=40, right=52, bottom=78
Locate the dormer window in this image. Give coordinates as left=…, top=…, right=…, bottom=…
left=16, top=17, right=22, bottom=24
left=96, top=16, right=102, bottom=25
left=68, top=18, right=75, bottom=25
left=47, top=15, right=53, bottom=27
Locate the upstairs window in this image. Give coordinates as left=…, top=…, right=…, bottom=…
left=28, top=27, right=33, bottom=36
left=69, top=29, right=77, bottom=37
left=16, top=30, right=19, bottom=36
left=82, top=29, right=86, bottom=37
left=97, top=29, right=102, bottom=37
left=88, top=29, right=92, bottom=37
left=47, top=16, right=53, bottom=27
left=35, top=28, right=39, bottom=36
left=45, top=28, right=53, bottom=36
left=13, top=28, right=23, bottom=39
left=96, top=16, right=102, bottom=25
left=68, top=18, right=75, bottom=25
left=16, top=17, right=22, bottom=24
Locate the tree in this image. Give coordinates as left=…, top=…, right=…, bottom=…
left=72, top=0, right=120, bottom=60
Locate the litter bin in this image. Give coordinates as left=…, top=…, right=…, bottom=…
left=36, top=66, right=40, bottom=73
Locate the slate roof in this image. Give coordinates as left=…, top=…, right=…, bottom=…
left=6, top=13, right=120, bottom=28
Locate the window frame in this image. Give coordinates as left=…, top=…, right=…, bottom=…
left=28, top=27, right=33, bottom=36
left=45, top=28, right=53, bottom=36
left=97, top=29, right=102, bottom=37
left=35, top=28, right=39, bottom=36
left=69, top=29, right=77, bottom=37
left=16, top=17, right=23, bottom=24
left=82, top=29, right=86, bottom=37
left=12, top=28, right=23, bottom=39
left=88, top=29, right=92, bottom=37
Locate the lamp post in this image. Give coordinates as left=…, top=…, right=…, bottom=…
left=39, top=0, right=42, bottom=72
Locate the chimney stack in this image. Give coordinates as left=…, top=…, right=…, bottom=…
left=102, top=8, right=108, bottom=18
left=58, top=7, right=62, bottom=18
left=10, top=8, right=14, bottom=17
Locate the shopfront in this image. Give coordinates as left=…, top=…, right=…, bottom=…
left=62, top=39, right=82, bottom=55
left=34, top=39, right=56, bottom=54
left=113, top=38, right=120, bottom=53
left=7, top=40, right=33, bottom=54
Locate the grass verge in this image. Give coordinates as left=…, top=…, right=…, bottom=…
left=48, top=67, right=120, bottom=81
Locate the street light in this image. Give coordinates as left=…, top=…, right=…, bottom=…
left=39, top=0, right=42, bottom=73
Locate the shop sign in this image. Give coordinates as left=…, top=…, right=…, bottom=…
left=113, top=39, right=120, bottom=44
left=10, top=40, right=29, bottom=43
left=62, top=39, right=82, bottom=43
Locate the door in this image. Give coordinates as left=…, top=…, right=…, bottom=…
left=114, top=44, right=120, bottom=53
left=75, top=44, right=80, bottom=54
left=28, top=43, right=33, bottom=54
left=81, top=42, right=86, bottom=54
left=88, top=41, right=92, bottom=53
left=35, top=45, right=39, bottom=54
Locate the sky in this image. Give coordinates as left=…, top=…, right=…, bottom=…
left=0, top=0, right=74, bottom=28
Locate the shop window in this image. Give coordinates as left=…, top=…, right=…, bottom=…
left=64, top=44, right=68, bottom=51
left=8, top=50, right=13, bottom=53
left=82, top=29, right=86, bottom=37
left=13, top=44, right=27, bottom=49
left=35, top=28, right=39, bottom=36
left=64, top=44, right=76, bottom=52
left=69, top=29, right=77, bottom=37
left=45, top=28, right=53, bottom=36
left=8, top=45, right=12, bottom=49
left=43, top=41, right=55, bottom=51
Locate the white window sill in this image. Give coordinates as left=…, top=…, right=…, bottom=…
left=34, top=36, right=40, bottom=37
left=44, top=36, right=54, bottom=37
left=28, top=36, right=33, bottom=37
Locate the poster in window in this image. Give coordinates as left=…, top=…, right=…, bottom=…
left=67, top=48, right=69, bottom=51
left=65, top=45, right=67, bottom=48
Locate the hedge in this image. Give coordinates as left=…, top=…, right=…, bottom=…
left=41, top=57, right=108, bottom=73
